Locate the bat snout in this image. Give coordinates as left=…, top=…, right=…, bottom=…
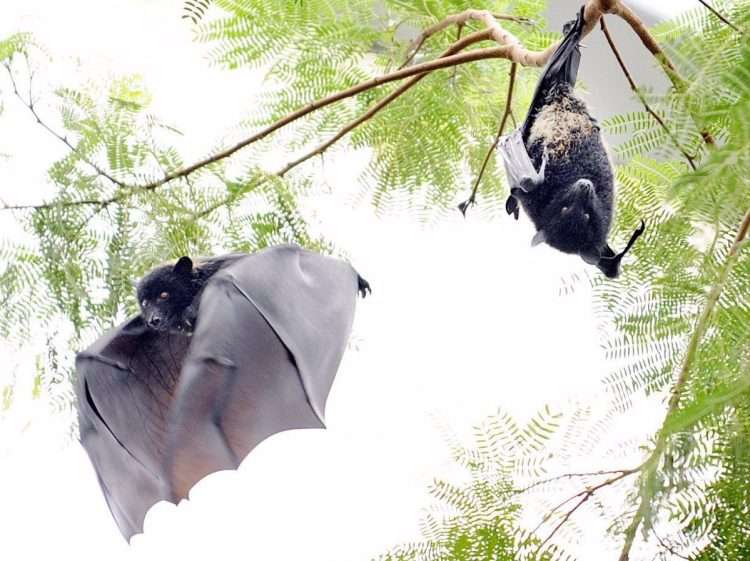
left=146, top=313, right=165, bottom=330
left=574, top=179, right=594, bottom=193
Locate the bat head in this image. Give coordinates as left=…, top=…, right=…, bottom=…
left=528, top=178, right=609, bottom=258
left=137, top=256, right=197, bottom=332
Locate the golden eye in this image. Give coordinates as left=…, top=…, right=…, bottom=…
left=159, top=292, right=169, bottom=300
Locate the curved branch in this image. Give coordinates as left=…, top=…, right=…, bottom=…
left=399, top=10, right=535, bottom=70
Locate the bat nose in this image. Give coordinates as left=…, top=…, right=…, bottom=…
left=148, top=315, right=162, bottom=328
left=575, top=179, right=593, bottom=193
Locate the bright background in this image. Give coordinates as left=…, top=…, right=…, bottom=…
left=0, top=1, right=689, bottom=560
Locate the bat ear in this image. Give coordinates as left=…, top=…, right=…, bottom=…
left=531, top=229, right=546, bottom=247
left=173, top=256, right=193, bottom=276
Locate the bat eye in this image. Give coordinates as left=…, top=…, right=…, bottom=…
left=159, top=292, right=169, bottom=300
left=561, top=206, right=569, bottom=213
left=584, top=213, right=590, bottom=221
left=141, top=299, right=148, bottom=308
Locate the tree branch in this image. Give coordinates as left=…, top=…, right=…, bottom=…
left=277, top=29, right=494, bottom=177
left=458, top=62, right=516, bottom=215
left=5, top=0, right=713, bottom=214
left=515, top=466, right=641, bottom=495
left=607, top=2, right=716, bottom=146
left=132, top=45, right=517, bottom=192
left=399, top=11, right=535, bottom=70
left=600, top=17, right=697, bottom=171
left=698, top=0, right=743, bottom=34
left=3, top=63, right=129, bottom=190
left=524, top=467, right=640, bottom=556
left=617, top=206, right=750, bottom=561
left=653, top=529, right=693, bottom=561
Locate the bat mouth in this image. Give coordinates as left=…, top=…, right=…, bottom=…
left=573, top=179, right=594, bottom=195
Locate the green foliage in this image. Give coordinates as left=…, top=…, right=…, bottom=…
left=378, top=408, right=576, bottom=561
left=0, top=49, right=327, bottom=392
left=195, top=0, right=550, bottom=217
left=591, top=2, right=750, bottom=557
left=2, top=0, right=750, bottom=559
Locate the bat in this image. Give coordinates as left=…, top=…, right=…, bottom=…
left=477, top=7, right=644, bottom=278
left=75, top=244, right=368, bottom=540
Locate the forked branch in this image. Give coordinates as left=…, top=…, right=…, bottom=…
left=599, top=17, right=697, bottom=170
left=277, top=28, right=495, bottom=177
left=4, top=0, right=714, bottom=214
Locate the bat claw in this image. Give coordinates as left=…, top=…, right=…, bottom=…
left=505, top=195, right=520, bottom=220
left=457, top=197, right=476, bottom=216
left=357, top=275, right=372, bottom=298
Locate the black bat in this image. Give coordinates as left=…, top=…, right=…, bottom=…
left=75, top=245, right=368, bottom=540
left=500, top=7, right=644, bottom=278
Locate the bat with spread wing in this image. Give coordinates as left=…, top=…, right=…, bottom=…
left=76, top=245, right=368, bottom=540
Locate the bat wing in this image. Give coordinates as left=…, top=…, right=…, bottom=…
left=164, top=244, right=358, bottom=500
left=76, top=245, right=359, bottom=540
left=520, top=7, right=585, bottom=139
left=76, top=317, right=190, bottom=539
left=498, top=129, right=544, bottom=191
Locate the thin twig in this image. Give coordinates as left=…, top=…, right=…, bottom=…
left=617, top=206, right=750, bottom=561
left=697, top=0, right=743, bottom=34
left=134, top=45, right=515, bottom=192
left=450, top=23, right=465, bottom=84
left=1, top=199, right=112, bottom=211
left=608, top=1, right=716, bottom=146
left=277, top=29, right=493, bottom=177
left=525, top=468, right=639, bottom=556
left=534, top=493, right=590, bottom=556
left=399, top=11, right=536, bottom=70
left=3, top=63, right=129, bottom=189
left=653, top=529, right=692, bottom=561
left=458, top=62, right=516, bottom=215
left=515, top=466, right=641, bottom=495
left=600, top=17, right=697, bottom=171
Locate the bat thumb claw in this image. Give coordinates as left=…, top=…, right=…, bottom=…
left=357, top=275, right=372, bottom=298
left=457, top=198, right=475, bottom=217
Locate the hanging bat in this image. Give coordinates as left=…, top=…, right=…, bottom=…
left=499, top=7, right=644, bottom=278
left=75, top=245, right=369, bottom=540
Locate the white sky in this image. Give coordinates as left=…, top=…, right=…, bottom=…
left=0, top=1, right=692, bottom=560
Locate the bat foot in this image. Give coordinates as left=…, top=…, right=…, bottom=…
left=505, top=195, right=520, bottom=220
left=457, top=196, right=476, bottom=217
left=357, top=275, right=372, bottom=298
left=178, top=305, right=198, bottom=334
